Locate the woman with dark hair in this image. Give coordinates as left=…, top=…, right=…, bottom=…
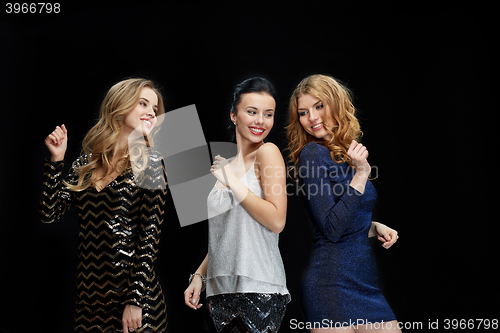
left=287, top=74, right=400, bottom=332
left=184, top=77, right=290, bottom=333
left=40, top=78, right=168, bottom=332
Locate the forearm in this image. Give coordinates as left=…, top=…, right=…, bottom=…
left=368, top=221, right=379, bottom=238
left=227, top=174, right=286, bottom=233
left=195, top=254, right=208, bottom=276
left=349, top=169, right=369, bottom=194
left=303, top=173, right=362, bottom=242
left=50, top=153, right=65, bottom=162
left=39, top=160, right=71, bottom=223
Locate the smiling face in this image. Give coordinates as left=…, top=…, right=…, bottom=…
left=297, top=93, right=335, bottom=141
left=122, top=87, right=159, bottom=136
left=230, top=92, right=276, bottom=145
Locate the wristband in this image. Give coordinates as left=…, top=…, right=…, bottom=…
left=189, top=273, right=207, bottom=292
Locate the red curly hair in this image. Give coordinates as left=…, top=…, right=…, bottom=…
left=286, top=74, right=362, bottom=174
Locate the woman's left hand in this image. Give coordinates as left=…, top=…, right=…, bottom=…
left=122, top=304, right=142, bottom=333
left=210, top=155, right=233, bottom=187
left=371, top=222, right=399, bottom=249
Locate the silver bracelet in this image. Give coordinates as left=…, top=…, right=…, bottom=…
left=189, top=273, right=207, bottom=292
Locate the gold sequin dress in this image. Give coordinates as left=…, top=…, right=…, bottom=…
left=39, top=152, right=168, bottom=332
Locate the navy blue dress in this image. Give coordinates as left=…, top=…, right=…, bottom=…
left=297, top=142, right=396, bottom=326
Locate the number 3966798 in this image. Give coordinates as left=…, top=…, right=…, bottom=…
left=6, top=3, right=60, bottom=13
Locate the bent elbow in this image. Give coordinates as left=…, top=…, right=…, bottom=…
left=270, top=218, right=286, bottom=234
left=323, top=218, right=351, bottom=243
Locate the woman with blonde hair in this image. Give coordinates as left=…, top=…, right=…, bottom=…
left=40, top=78, right=168, bottom=332
left=287, top=74, right=400, bottom=332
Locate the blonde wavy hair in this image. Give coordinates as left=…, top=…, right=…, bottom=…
left=65, top=78, right=165, bottom=191
left=287, top=74, right=361, bottom=173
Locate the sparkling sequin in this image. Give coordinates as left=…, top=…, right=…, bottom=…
left=39, top=152, right=168, bottom=332
left=208, top=293, right=289, bottom=333
left=297, top=143, right=396, bottom=325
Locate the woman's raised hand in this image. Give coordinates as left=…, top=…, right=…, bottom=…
left=210, top=155, right=233, bottom=187
left=347, top=140, right=370, bottom=176
left=347, top=140, right=372, bottom=194
left=44, top=124, right=68, bottom=162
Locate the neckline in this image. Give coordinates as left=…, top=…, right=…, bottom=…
left=94, top=176, right=119, bottom=193
left=93, top=168, right=130, bottom=192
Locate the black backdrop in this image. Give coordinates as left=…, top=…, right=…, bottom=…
left=0, top=2, right=496, bottom=332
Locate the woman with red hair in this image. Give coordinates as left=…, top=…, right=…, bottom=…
left=287, top=74, right=400, bottom=332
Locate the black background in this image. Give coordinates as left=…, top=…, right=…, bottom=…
left=0, top=2, right=496, bottom=332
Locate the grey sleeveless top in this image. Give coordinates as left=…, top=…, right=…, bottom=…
left=206, top=162, right=290, bottom=298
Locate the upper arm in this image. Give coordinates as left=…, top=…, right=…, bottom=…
left=255, top=143, right=287, bottom=216
left=298, top=144, right=339, bottom=222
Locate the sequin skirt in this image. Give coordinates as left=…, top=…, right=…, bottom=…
left=207, top=293, right=289, bottom=333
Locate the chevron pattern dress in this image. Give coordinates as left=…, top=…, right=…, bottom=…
left=39, top=152, right=168, bottom=332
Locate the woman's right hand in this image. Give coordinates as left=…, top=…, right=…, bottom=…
left=347, top=140, right=371, bottom=194
left=347, top=140, right=370, bottom=176
left=184, top=275, right=203, bottom=310
left=45, top=124, right=68, bottom=162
